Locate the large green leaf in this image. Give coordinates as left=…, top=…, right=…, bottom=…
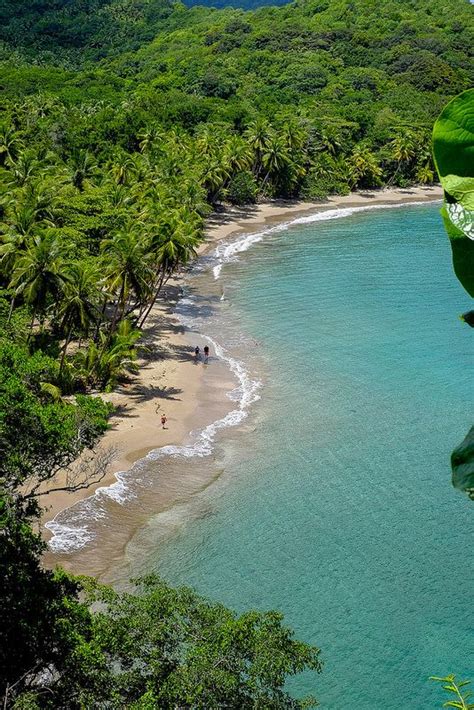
left=432, top=89, right=474, bottom=185
left=433, top=90, right=474, bottom=298
left=445, top=202, right=474, bottom=241
left=442, top=175, right=474, bottom=210
left=441, top=206, right=474, bottom=297
left=451, top=426, right=474, bottom=500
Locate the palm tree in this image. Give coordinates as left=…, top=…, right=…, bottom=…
left=348, top=145, right=382, bottom=189
left=416, top=164, right=434, bottom=185
left=57, top=262, right=102, bottom=373
left=108, top=153, right=136, bottom=186
left=138, top=125, right=165, bottom=154
left=0, top=196, right=56, bottom=286
left=167, top=126, right=192, bottom=153
left=74, top=318, right=141, bottom=390
left=101, top=226, right=152, bottom=335
left=0, top=126, right=24, bottom=166
left=282, top=120, right=308, bottom=155
left=261, top=135, right=291, bottom=187
left=388, top=131, right=417, bottom=184
left=2, top=202, right=37, bottom=239
left=18, top=93, right=59, bottom=127
left=314, top=126, right=343, bottom=156
left=223, top=135, right=253, bottom=175
left=0, top=205, right=40, bottom=317
left=70, top=151, right=96, bottom=191
left=195, top=125, right=226, bottom=158
left=23, top=181, right=59, bottom=223
left=244, top=119, right=273, bottom=178
left=390, top=132, right=417, bottom=164
left=173, top=179, right=210, bottom=217
left=7, top=151, right=41, bottom=187
left=103, top=318, right=141, bottom=387
left=9, top=230, right=69, bottom=335
left=106, top=183, right=135, bottom=211
left=139, top=213, right=199, bottom=328
left=201, top=157, right=230, bottom=204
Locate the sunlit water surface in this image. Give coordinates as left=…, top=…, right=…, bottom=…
left=124, top=204, right=473, bottom=709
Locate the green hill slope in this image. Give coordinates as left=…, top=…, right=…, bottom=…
left=0, top=0, right=472, bottom=195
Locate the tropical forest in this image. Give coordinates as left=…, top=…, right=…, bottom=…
left=0, top=0, right=473, bottom=707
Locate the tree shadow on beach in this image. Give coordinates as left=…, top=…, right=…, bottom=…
left=206, top=204, right=259, bottom=226
left=115, top=382, right=183, bottom=405
left=356, top=191, right=377, bottom=198
left=166, top=342, right=197, bottom=363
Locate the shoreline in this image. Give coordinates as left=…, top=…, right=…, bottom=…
left=42, top=185, right=443, bottom=570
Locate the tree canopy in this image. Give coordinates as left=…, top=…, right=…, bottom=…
left=0, top=2, right=473, bottom=707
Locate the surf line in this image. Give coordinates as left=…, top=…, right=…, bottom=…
left=211, top=199, right=442, bottom=280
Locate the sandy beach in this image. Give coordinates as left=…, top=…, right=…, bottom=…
left=41, top=185, right=443, bottom=570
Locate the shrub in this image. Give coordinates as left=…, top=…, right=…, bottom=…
left=226, top=170, right=258, bottom=205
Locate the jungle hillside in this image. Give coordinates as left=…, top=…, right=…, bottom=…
left=0, top=0, right=473, bottom=707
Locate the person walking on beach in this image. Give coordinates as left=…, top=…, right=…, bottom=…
left=161, top=413, right=167, bottom=429
left=203, top=345, right=210, bottom=363
left=194, top=346, right=200, bottom=361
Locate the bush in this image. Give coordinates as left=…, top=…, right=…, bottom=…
left=226, top=170, right=258, bottom=205
left=301, top=169, right=350, bottom=201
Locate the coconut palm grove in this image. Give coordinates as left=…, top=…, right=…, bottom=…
left=0, top=0, right=473, bottom=707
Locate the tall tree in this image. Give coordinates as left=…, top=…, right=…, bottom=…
left=9, top=230, right=69, bottom=335
left=57, top=261, right=102, bottom=373
left=101, top=225, right=152, bottom=334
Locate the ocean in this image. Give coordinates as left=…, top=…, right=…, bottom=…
left=48, top=202, right=473, bottom=708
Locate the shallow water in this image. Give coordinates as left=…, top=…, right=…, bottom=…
left=121, top=204, right=473, bottom=709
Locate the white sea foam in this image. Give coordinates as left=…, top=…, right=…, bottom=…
left=291, top=200, right=434, bottom=225
left=212, top=223, right=288, bottom=280
left=46, top=521, right=94, bottom=552
left=46, top=493, right=110, bottom=553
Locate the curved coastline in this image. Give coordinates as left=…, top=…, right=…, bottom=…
left=42, top=185, right=444, bottom=576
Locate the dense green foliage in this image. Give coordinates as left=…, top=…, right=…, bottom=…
left=0, top=500, right=87, bottom=704
left=0, top=3, right=472, bottom=707
left=185, top=0, right=290, bottom=9
left=0, top=307, right=322, bottom=708
left=1, top=502, right=322, bottom=708
left=0, top=340, right=110, bottom=492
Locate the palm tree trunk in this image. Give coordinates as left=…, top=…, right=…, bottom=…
left=27, top=308, right=37, bottom=341
left=261, top=170, right=272, bottom=187
left=6, top=296, right=16, bottom=324
left=60, top=323, right=73, bottom=374
left=387, top=162, right=401, bottom=187
left=138, top=271, right=167, bottom=329
left=94, top=296, right=108, bottom=343
left=108, top=281, right=125, bottom=338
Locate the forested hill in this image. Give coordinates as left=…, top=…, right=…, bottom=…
left=184, top=0, right=290, bottom=9
left=0, top=0, right=472, bottom=203
left=1, top=0, right=471, bottom=106
left=1, top=0, right=472, bottom=76
left=0, top=2, right=473, bottom=705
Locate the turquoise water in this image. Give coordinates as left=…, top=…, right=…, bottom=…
left=131, top=204, right=473, bottom=708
